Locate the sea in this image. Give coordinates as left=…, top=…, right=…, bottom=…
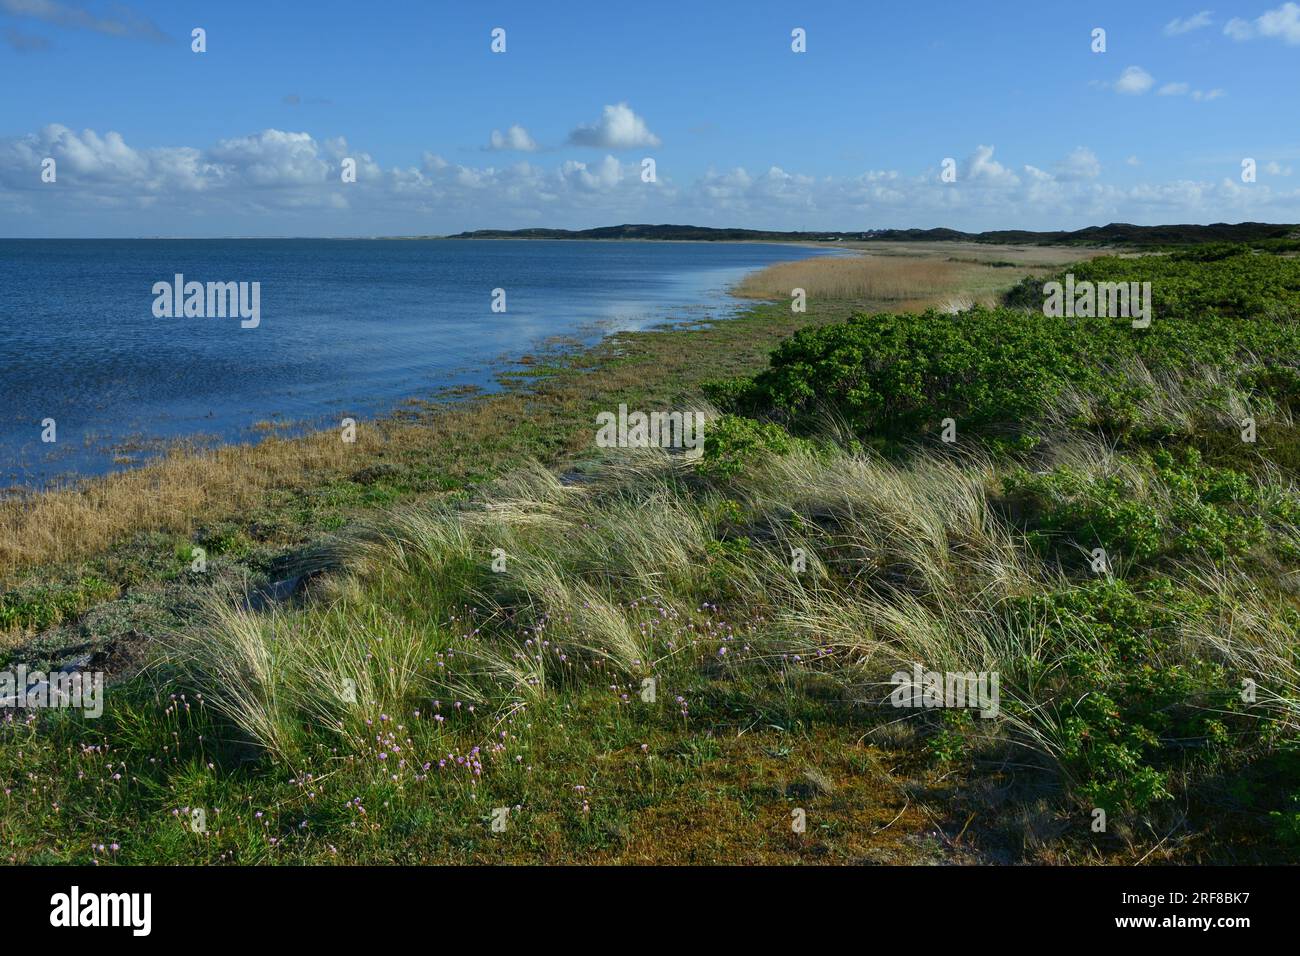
left=0, top=238, right=829, bottom=487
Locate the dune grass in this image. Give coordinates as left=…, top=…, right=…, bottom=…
left=734, top=255, right=970, bottom=302
left=733, top=241, right=1100, bottom=309
left=6, top=241, right=1300, bottom=864
left=8, top=426, right=1296, bottom=863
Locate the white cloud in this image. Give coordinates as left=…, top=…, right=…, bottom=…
left=1156, top=82, right=1224, bottom=100
left=0, top=124, right=208, bottom=192
left=1164, top=11, right=1214, bottom=35
left=965, top=145, right=1019, bottom=186
left=567, top=103, right=661, bottom=150
left=486, top=124, right=538, bottom=152
left=1114, top=66, right=1155, bottom=94
left=1256, top=1, right=1300, bottom=42
left=1224, top=17, right=1255, bottom=39
left=1054, top=147, right=1101, bottom=181
left=1225, top=3, right=1300, bottom=43
left=1126, top=155, right=1141, bottom=166
left=559, top=155, right=624, bottom=191
left=0, top=125, right=384, bottom=205
left=206, top=129, right=333, bottom=186
left=8, top=127, right=1300, bottom=235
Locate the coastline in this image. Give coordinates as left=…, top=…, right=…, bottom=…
left=6, top=238, right=1297, bottom=866
left=0, top=241, right=1048, bottom=657
left=0, top=248, right=842, bottom=642
left=1, top=238, right=833, bottom=492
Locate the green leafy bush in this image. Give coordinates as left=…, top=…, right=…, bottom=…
left=700, top=376, right=759, bottom=413
left=724, top=250, right=1300, bottom=444
left=700, top=414, right=802, bottom=478
left=1004, top=448, right=1293, bottom=568
left=1012, top=579, right=1230, bottom=812
left=1006, top=246, right=1300, bottom=323
left=749, top=306, right=1090, bottom=437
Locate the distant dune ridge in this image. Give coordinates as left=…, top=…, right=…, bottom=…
left=445, top=221, right=1300, bottom=246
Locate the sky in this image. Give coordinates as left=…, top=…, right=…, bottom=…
left=1, top=0, right=1298, bottom=236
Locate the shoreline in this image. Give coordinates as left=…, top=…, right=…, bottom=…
left=7, top=239, right=1295, bottom=866
left=0, top=240, right=1059, bottom=644
left=3, top=242, right=831, bottom=495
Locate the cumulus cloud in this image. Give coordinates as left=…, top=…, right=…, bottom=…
left=965, top=145, right=1019, bottom=186
left=567, top=103, right=661, bottom=150
left=486, top=124, right=539, bottom=152
left=1225, top=3, right=1300, bottom=43
left=1054, top=147, right=1102, bottom=181
left=0, top=125, right=386, bottom=210
left=206, top=130, right=334, bottom=186
left=1114, top=66, right=1156, bottom=94
left=1164, top=11, right=1214, bottom=35
left=0, top=124, right=202, bottom=191
left=6, top=126, right=1300, bottom=235
left=559, top=155, right=624, bottom=190
left=0, top=0, right=168, bottom=41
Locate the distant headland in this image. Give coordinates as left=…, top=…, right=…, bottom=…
left=436, top=221, right=1300, bottom=247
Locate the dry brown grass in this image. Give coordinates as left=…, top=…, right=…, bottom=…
left=735, top=241, right=1110, bottom=306
left=735, top=255, right=967, bottom=301
left=841, top=240, right=1101, bottom=268
left=0, top=425, right=393, bottom=575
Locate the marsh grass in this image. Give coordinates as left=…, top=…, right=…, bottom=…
left=733, top=241, right=1102, bottom=306
left=6, top=243, right=1300, bottom=865
left=152, top=427, right=1297, bottom=840
left=734, top=255, right=973, bottom=302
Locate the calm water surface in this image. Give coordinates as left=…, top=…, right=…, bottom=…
left=0, top=239, right=828, bottom=487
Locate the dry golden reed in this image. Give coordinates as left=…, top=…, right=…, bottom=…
left=734, top=255, right=967, bottom=301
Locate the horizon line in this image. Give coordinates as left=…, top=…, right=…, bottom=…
left=3, top=219, right=1296, bottom=242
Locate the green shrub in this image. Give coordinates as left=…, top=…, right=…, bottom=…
left=742, top=307, right=1086, bottom=439
left=700, top=376, right=759, bottom=413
left=196, top=525, right=254, bottom=559
left=730, top=250, right=1300, bottom=444
left=1004, top=449, right=1291, bottom=569
left=700, top=414, right=802, bottom=478
left=1012, top=579, right=1229, bottom=812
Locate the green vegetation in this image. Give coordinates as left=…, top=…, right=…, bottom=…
left=4, top=243, right=1300, bottom=864
left=697, top=243, right=1300, bottom=840
left=713, top=247, right=1300, bottom=452
left=1004, top=448, right=1300, bottom=567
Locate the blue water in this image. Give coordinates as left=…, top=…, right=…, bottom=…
left=0, top=239, right=827, bottom=488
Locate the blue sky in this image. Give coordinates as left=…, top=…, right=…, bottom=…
left=2, top=0, right=1298, bottom=236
